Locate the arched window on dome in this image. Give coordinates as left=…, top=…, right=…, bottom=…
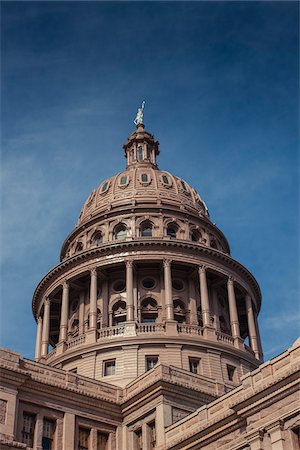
left=191, top=229, right=201, bottom=242
left=141, top=221, right=153, bottom=237
left=167, top=223, right=178, bottom=239
left=75, top=242, right=83, bottom=253
left=173, top=300, right=186, bottom=324
left=112, top=300, right=126, bottom=325
left=91, top=231, right=103, bottom=247
left=114, top=224, right=128, bottom=241
left=210, top=239, right=218, bottom=250
left=137, top=146, right=143, bottom=161
left=141, top=298, right=158, bottom=323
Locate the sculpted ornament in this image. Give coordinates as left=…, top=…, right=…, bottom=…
left=134, top=101, right=145, bottom=125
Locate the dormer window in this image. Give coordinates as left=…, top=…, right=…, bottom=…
left=180, top=180, right=187, bottom=191
left=137, top=146, right=143, bottom=161
left=120, top=175, right=128, bottom=186
left=101, top=181, right=109, bottom=193
left=141, top=173, right=149, bottom=183
left=162, top=175, right=171, bottom=186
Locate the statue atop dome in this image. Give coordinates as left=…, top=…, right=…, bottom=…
left=134, top=100, right=145, bottom=125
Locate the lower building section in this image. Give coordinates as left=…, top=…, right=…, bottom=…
left=0, top=339, right=299, bottom=450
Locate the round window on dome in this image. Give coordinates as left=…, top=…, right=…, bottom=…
left=113, top=280, right=125, bottom=293
left=101, top=181, right=110, bottom=193
left=172, top=279, right=184, bottom=291
left=142, top=278, right=156, bottom=290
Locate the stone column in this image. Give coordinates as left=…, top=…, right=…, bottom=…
left=89, top=268, right=98, bottom=330
left=126, top=260, right=134, bottom=321
left=227, top=277, right=240, bottom=338
left=59, top=281, right=69, bottom=342
left=188, top=277, right=197, bottom=325
left=245, top=294, right=260, bottom=359
left=62, top=413, right=76, bottom=450
left=33, top=413, right=43, bottom=450
left=41, top=298, right=50, bottom=357
left=102, top=279, right=109, bottom=328
left=34, top=316, right=43, bottom=360
left=163, top=259, right=174, bottom=321
left=79, top=291, right=85, bottom=335
left=199, top=266, right=211, bottom=327
left=254, top=308, right=263, bottom=359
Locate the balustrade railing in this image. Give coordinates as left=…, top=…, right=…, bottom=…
left=137, top=323, right=165, bottom=333
left=67, top=335, right=86, bottom=349
left=98, top=326, right=125, bottom=339
left=177, top=324, right=204, bottom=336
left=216, top=331, right=234, bottom=345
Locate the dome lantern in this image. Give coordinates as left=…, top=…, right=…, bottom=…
left=123, top=123, right=160, bottom=167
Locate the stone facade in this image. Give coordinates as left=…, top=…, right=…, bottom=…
left=0, top=122, right=299, bottom=449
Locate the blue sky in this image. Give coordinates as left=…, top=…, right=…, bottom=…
left=1, top=1, right=299, bottom=360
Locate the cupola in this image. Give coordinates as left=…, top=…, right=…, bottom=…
left=123, top=123, right=160, bottom=167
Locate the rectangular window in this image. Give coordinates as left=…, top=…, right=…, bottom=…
left=120, top=175, right=127, bottom=185
left=134, top=427, right=143, bottom=450
left=189, top=358, right=200, bottom=374
left=104, top=360, right=116, bottom=376
left=42, top=418, right=55, bottom=450
left=22, top=413, right=36, bottom=448
left=162, top=175, right=170, bottom=185
left=148, top=421, right=156, bottom=449
left=78, top=427, right=90, bottom=450
left=97, top=431, right=109, bottom=450
left=137, top=146, right=143, bottom=161
left=146, top=356, right=158, bottom=371
left=227, top=364, right=236, bottom=381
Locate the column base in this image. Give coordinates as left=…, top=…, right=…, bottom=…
left=124, top=321, right=137, bottom=337
left=85, top=329, right=97, bottom=344
left=165, top=321, right=178, bottom=336
left=56, top=341, right=67, bottom=355
left=234, top=336, right=244, bottom=350
left=203, top=326, right=217, bottom=341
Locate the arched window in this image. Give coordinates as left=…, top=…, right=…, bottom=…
left=210, top=239, right=218, bottom=249
left=114, top=224, right=127, bottom=240
left=173, top=300, right=186, bottom=323
left=137, top=146, right=143, bottom=161
left=112, top=301, right=126, bottom=325
left=70, top=319, right=79, bottom=337
left=141, top=298, right=158, bottom=323
left=146, top=145, right=151, bottom=160
left=91, top=231, right=103, bottom=246
left=75, top=242, right=83, bottom=253
left=141, top=221, right=153, bottom=237
left=191, top=230, right=201, bottom=242
left=167, top=223, right=178, bottom=239
left=131, top=150, right=135, bottom=162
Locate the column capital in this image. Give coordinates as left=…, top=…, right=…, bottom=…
left=163, top=258, right=172, bottom=268
left=37, top=316, right=43, bottom=324
left=125, top=259, right=134, bottom=268
left=90, top=267, right=97, bottom=276
left=44, top=297, right=50, bottom=306
left=62, top=279, right=69, bottom=289
left=199, top=265, right=206, bottom=273
left=227, top=276, right=235, bottom=285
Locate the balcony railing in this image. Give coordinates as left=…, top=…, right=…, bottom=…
left=177, top=324, right=204, bottom=336
left=137, top=323, right=165, bottom=333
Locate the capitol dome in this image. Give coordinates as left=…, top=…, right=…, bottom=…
left=32, top=120, right=262, bottom=389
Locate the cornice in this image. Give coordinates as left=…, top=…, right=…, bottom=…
left=33, top=239, right=261, bottom=318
